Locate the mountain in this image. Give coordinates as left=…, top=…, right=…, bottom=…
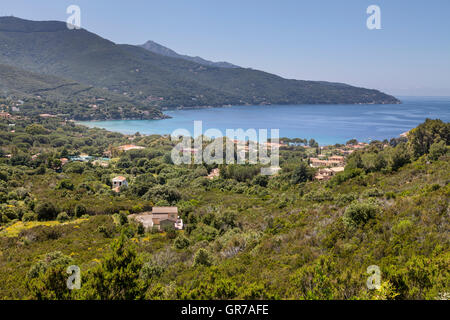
left=140, top=40, right=239, bottom=68
left=0, top=17, right=400, bottom=114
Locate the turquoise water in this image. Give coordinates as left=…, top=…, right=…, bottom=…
left=79, top=97, right=450, bottom=145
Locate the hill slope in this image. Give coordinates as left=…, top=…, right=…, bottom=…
left=0, top=64, right=166, bottom=120
left=0, top=17, right=400, bottom=109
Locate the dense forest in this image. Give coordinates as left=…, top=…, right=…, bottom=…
left=0, top=115, right=448, bottom=300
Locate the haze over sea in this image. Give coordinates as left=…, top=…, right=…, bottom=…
left=79, top=97, right=450, bottom=145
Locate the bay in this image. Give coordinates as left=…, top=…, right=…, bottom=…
left=78, top=97, right=450, bottom=145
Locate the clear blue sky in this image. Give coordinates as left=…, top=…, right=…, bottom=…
left=2, top=0, right=450, bottom=96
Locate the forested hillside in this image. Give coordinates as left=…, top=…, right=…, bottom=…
left=0, top=117, right=448, bottom=300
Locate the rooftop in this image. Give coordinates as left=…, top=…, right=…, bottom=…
left=152, top=206, right=178, bottom=214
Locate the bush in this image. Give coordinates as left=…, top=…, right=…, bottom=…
left=27, top=251, right=73, bottom=279
left=35, top=202, right=58, bottom=221
left=336, top=193, right=357, bottom=206
left=56, top=212, right=70, bottom=222
left=22, top=211, right=38, bottom=222
left=193, top=248, right=213, bottom=267
left=304, top=189, right=334, bottom=202
left=56, top=179, right=74, bottom=191
left=428, top=140, right=448, bottom=161
left=163, top=225, right=177, bottom=239
left=97, top=225, right=115, bottom=238
left=252, top=175, right=269, bottom=187
left=140, top=261, right=164, bottom=280
left=191, top=223, right=218, bottom=242
left=173, top=234, right=190, bottom=249
left=143, top=185, right=181, bottom=203
left=343, top=200, right=379, bottom=228
left=363, top=188, right=384, bottom=198
left=74, top=204, right=87, bottom=218
left=118, top=211, right=128, bottom=226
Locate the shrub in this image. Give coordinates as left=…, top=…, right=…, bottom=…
left=304, top=189, right=334, bottom=202
left=118, top=211, right=128, bottom=226
left=22, top=211, right=38, bottom=222
left=193, top=248, right=213, bottom=267
left=35, top=202, right=58, bottom=221
left=56, top=212, right=70, bottom=222
left=137, top=222, right=145, bottom=235
left=173, top=234, right=190, bottom=249
left=74, top=204, right=87, bottom=218
left=363, top=188, right=384, bottom=198
left=27, top=251, right=73, bottom=279
left=164, top=225, right=177, bottom=240
left=343, top=200, right=379, bottom=228
left=56, top=179, right=74, bottom=191
left=97, top=225, right=115, bottom=238
left=252, top=175, right=269, bottom=187
left=191, top=223, right=218, bottom=242
left=336, top=193, right=357, bottom=206
left=428, top=140, right=448, bottom=161
left=140, top=261, right=164, bottom=280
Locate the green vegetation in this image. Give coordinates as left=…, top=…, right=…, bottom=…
left=0, top=117, right=448, bottom=300
left=0, top=64, right=166, bottom=121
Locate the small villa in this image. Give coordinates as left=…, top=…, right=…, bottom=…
left=128, top=206, right=183, bottom=231
left=314, top=166, right=345, bottom=181
left=152, top=206, right=183, bottom=231
left=112, top=176, right=128, bottom=192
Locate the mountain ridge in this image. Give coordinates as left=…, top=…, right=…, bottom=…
left=140, top=40, right=239, bottom=69
left=0, top=16, right=400, bottom=118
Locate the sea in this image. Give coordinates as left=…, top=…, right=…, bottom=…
left=78, top=96, right=450, bottom=145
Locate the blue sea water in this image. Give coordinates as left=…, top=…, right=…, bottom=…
left=78, top=97, right=450, bottom=145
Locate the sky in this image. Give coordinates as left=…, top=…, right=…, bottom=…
left=1, top=0, right=450, bottom=96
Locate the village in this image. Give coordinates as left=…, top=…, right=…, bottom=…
left=0, top=106, right=375, bottom=236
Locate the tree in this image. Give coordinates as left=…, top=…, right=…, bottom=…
left=291, top=162, right=313, bottom=184
left=35, top=202, right=58, bottom=221
left=388, top=143, right=410, bottom=171
left=173, top=234, right=190, bottom=249
left=428, top=140, right=447, bottom=161
left=25, top=124, right=48, bottom=135
left=408, top=119, right=449, bottom=158
left=79, top=234, right=145, bottom=300
left=26, top=251, right=74, bottom=300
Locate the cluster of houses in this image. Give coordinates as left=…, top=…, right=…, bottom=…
left=309, top=142, right=372, bottom=181
left=309, top=155, right=345, bottom=168
left=129, top=206, right=183, bottom=231
left=310, top=155, right=346, bottom=181
left=333, top=142, right=369, bottom=156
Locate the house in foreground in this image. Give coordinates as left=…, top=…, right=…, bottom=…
left=314, top=166, right=345, bottom=181
left=129, top=206, right=183, bottom=231
left=152, top=207, right=183, bottom=230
